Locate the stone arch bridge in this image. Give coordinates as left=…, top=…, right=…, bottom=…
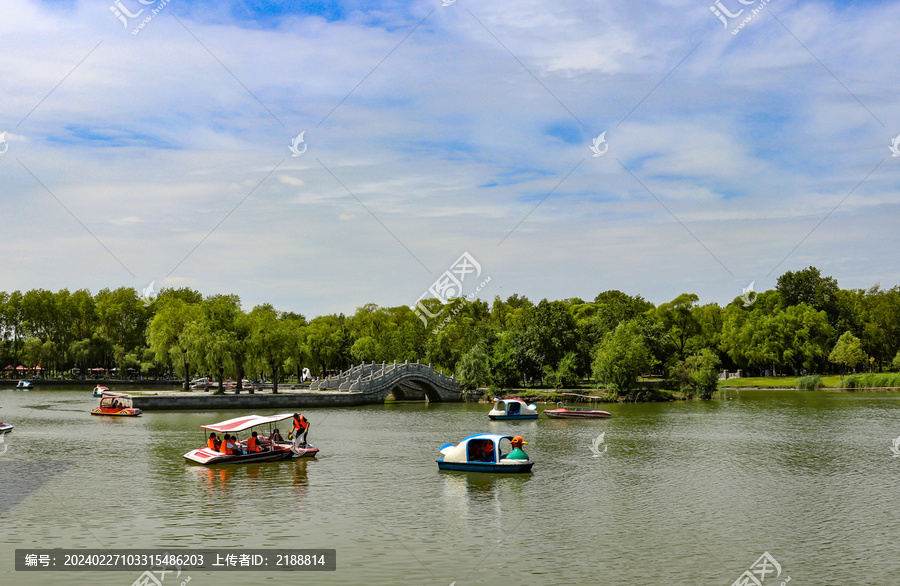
left=310, top=361, right=464, bottom=402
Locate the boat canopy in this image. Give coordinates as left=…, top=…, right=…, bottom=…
left=99, top=394, right=133, bottom=408
left=201, top=413, right=296, bottom=433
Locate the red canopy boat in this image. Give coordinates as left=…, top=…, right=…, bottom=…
left=184, top=413, right=318, bottom=465
left=543, top=402, right=611, bottom=419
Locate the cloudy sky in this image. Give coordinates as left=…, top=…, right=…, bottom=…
left=1, top=0, right=898, bottom=317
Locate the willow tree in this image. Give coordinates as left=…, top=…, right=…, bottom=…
left=147, top=299, right=199, bottom=390
left=247, top=304, right=295, bottom=394
left=185, top=295, right=242, bottom=394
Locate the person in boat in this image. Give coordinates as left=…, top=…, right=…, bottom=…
left=112, top=400, right=120, bottom=410
left=470, top=440, right=494, bottom=462
left=292, top=413, right=310, bottom=448
left=270, top=428, right=284, bottom=443
left=246, top=431, right=266, bottom=453
left=222, top=434, right=243, bottom=455
left=503, top=436, right=529, bottom=460
left=207, top=432, right=220, bottom=451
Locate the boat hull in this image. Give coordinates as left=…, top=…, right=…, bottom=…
left=184, top=447, right=294, bottom=465
left=91, top=409, right=142, bottom=417
left=544, top=410, right=611, bottom=419
left=274, top=442, right=320, bottom=458
left=0, top=424, right=13, bottom=435
left=437, top=459, right=534, bottom=473
left=488, top=414, right=538, bottom=420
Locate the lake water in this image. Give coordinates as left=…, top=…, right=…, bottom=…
left=1, top=388, right=899, bottom=585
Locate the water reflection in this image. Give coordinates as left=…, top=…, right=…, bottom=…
left=186, top=459, right=312, bottom=500
left=439, top=470, right=532, bottom=495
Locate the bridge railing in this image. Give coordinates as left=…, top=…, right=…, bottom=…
left=310, top=360, right=459, bottom=396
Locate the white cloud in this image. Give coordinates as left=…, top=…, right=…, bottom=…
left=1, top=0, right=898, bottom=314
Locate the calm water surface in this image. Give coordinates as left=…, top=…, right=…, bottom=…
left=1, top=388, right=899, bottom=585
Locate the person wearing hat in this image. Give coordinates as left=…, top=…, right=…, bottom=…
left=504, top=436, right=529, bottom=460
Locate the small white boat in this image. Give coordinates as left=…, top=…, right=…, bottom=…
left=15, top=380, right=32, bottom=390
left=488, top=397, right=538, bottom=420
left=0, top=422, right=13, bottom=434
left=92, top=385, right=114, bottom=398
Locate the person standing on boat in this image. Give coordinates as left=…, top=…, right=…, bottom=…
left=292, top=413, right=309, bottom=448
left=504, top=436, right=529, bottom=460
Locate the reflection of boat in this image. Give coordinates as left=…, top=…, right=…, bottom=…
left=183, top=413, right=316, bottom=465
left=0, top=422, right=13, bottom=434
left=488, top=397, right=538, bottom=420
left=91, top=394, right=142, bottom=417
left=543, top=402, right=611, bottom=419
left=437, top=433, right=534, bottom=473
left=92, top=385, right=115, bottom=398
left=15, top=381, right=33, bottom=390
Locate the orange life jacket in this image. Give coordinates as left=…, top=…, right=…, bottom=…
left=207, top=438, right=217, bottom=450
left=223, top=440, right=234, bottom=455
left=247, top=436, right=259, bottom=452
left=294, top=417, right=308, bottom=431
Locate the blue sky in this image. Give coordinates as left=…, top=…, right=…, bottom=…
left=1, top=0, right=899, bottom=317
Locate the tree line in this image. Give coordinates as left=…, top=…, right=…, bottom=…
left=1, top=266, right=899, bottom=397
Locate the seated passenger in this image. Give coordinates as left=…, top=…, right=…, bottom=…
left=469, top=440, right=495, bottom=462
left=247, top=431, right=265, bottom=452
left=223, top=434, right=240, bottom=455
left=270, top=428, right=284, bottom=443
left=207, top=432, right=220, bottom=451
left=480, top=441, right=495, bottom=462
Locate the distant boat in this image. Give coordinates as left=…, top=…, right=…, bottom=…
left=15, top=381, right=32, bottom=390
left=488, top=397, right=538, bottom=420
left=0, top=422, right=13, bottom=434
left=92, top=385, right=114, bottom=398
left=543, top=402, right=611, bottom=419
left=90, top=394, right=142, bottom=417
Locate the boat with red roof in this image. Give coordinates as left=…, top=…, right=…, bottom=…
left=183, top=413, right=318, bottom=465
left=91, top=394, right=142, bottom=417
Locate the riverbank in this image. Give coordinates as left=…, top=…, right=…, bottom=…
left=0, top=379, right=180, bottom=388
left=486, top=387, right=676, bottom=403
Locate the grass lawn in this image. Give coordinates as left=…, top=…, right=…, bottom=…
left=719, top=375, right=845, bottom=388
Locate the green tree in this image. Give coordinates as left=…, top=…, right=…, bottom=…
left=455, top=345, right=490, bottom=393
left=350, top=336, right=378, bottom=362
left=829, top=331, right=867, bottom=376
left=247, top=304, right=295, bottom=394
left=185, top=295, right=242, bottom=394
left=544, top=351, right=580, bottom=389
left=592, top=321, right=651, bottom=398
left=668, top=348, right=720, bottom=399
left=147, top=299, right=199, bottom=390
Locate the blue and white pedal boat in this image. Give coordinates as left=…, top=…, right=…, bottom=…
left=437, top=433, right=534, bottom=473
left=488, top=397, right=538, bottom=420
